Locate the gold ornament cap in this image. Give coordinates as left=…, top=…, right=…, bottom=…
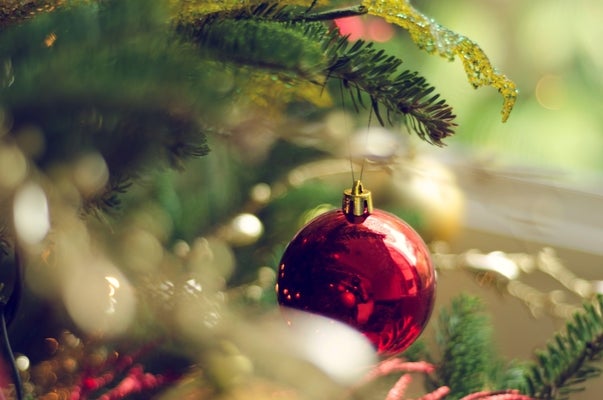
left=342, top=180, right=373, bottom=220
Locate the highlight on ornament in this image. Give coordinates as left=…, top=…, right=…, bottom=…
left=276, top=180, right=436, bottom=355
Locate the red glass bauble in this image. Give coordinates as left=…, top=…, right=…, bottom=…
left=277, top=208, right=436, bottom=355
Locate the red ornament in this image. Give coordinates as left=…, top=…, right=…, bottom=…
left=277, top=181, right=436, bottom=355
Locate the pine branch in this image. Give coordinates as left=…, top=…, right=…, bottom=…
left=0, top=1, right=213, bottom=210
left=521, top=295, right=603, bottom=399
left=180, top=2, right=457, bottom=145
left=82, top=177, right=132, bottom=215
left=179, top=16, right=326, bottom=80
left=432, top=294, right=495, bottom=399
left=324, top=35, right=457, bottom=145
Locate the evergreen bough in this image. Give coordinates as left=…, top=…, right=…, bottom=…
left=412, top=294, right=603, bottom=399
left=522, top=295, right=603, bottom=399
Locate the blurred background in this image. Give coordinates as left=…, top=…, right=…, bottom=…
left=410, top=0, right=603, bottom=176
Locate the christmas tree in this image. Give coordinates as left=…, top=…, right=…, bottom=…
left=0, top=1, right=601, bottom=399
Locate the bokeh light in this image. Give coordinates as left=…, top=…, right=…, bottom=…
left=226, top=213, right=264, bottom=246
left=535, top=74, right=566, bottom=111
left=120, top=228, right=164, bottom=273
left=72, top=152, right=109, bottom=197
left=15, top=355, right=30, bottom=372
left=13, top=182, right=50, bottom=245
left=0, top=144, right=27, bottom=189
left=62, top=260, right=136, bottom=337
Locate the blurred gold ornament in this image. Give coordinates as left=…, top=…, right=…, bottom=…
left=391, top=155, right=465, bottom=241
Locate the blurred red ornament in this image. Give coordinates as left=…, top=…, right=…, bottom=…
left=335, top=16, right=365, bottom=41
left=277, top=181, right=436, bottom=355
left=335, top=16, right=395, bottom=43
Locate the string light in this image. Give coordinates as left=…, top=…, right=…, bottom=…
left=432, top=245, right=594, bottom=319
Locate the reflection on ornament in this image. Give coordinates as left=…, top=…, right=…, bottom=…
left=183, top=278, right=203, bottom=295
left=157, top=280, right=176, bottom=302
left=277, top=181, right=435, bottom=355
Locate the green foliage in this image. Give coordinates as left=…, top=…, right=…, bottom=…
left=0, top=0, right=214, bottom=211
left=179, top=2, right=456, bottom=145
left=324, top=36, right=456, bottom=145
left=433, top=294, right=495, bottom=399
left=181, top=15, right=326, bottom=78
left=521, top=295, right=603, bottom=399
left=401, top=338, right=431, bottom=362
left=416, top=294, right=531, bottom=398
left=0, top=0, right=459, bottom=221
left=417, top=294, right=603, bottom=400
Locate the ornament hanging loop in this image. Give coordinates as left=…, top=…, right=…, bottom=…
left=342, top=180, right=373, bottom=221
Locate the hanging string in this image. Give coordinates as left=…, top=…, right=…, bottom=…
left=339, top=81, right=375, bottom=186
left=339, top=79, right=356, bottom=184
left=358, top=106, right=373, bottom=182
